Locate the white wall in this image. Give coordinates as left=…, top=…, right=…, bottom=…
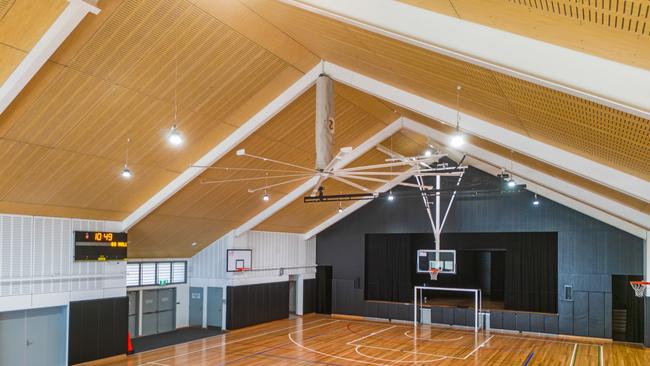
left=0, top=214, right=126, bottom=312
left=190, top=230, right=317, bottom=328
left=191, top=230, right=316, bottom=286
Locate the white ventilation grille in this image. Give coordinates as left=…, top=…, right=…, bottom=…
left=157, top=262, right=171, bottom=283
left=172, top=262, right=186, bottom=283
left=140, top=263, right=156, bottom=286
left=126, top=263, right=140, bottom=287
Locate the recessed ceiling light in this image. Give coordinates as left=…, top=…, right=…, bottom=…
left=191, top=242, right=197, bottom=246
left=262, top=190, right=270, bottom=201
left=168, top=124, right=183, bottom=145
left=507, top=179, right=516, bottom=188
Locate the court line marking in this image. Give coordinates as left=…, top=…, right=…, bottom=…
left=403, top=329, right=464, bottom=342
left=140, top=318, right=336, bottom=365
left=290, top=323, right=446, bottom=365
left=346, top=325, right=397, bottom=345
left=600, top=344, right=604, bottom=366
left=523, top=351, right=534, bottom=366
left=354, top=345, right=446, bottom=363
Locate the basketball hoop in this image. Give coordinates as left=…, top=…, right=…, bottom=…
left=428, top=268, right=440, bottom=281
left=629, top=281, right=650, bottom=297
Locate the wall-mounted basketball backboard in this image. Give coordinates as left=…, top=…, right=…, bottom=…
left=416, top=249, right=456, bottom=274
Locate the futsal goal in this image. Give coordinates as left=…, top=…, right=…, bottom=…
left=413, top=286, right=484, bottom=333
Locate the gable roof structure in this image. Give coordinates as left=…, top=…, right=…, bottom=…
left=0, top=0, right=647, bottom=257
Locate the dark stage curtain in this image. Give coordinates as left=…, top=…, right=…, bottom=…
left=504, top=233, right=557, bottom=313
left=365, top=234, right=412, bottom=302
left=624, top=275, right=644, bottom=343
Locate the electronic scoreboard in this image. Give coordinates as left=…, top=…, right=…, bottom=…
left=74, top=231, right=127, bottom=261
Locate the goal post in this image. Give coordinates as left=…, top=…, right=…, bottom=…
left=413, top=286, right=483, bottom=333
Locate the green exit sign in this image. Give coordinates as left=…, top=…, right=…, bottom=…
left=159, top=280, right=169, bottom=286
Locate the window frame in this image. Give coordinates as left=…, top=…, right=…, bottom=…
left=126, top=261, right=187, bottom=287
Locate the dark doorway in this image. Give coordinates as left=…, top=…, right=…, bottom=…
left=611, top=275, right=644, bottom=343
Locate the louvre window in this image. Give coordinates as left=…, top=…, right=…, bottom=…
left=172, top=262, right=186, bottom=283
left=157, top=262, right=171, bottom=284
left=140, top=263, right=156, bottom=286
left=126, top=263, right=140, bottom=287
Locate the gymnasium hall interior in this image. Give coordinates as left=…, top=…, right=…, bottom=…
left=1, top=0, right=650, bottom=365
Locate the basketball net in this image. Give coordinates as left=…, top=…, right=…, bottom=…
left=428, top=268, right=440, bottom=281
left=630, top=281, right=650, bottom=297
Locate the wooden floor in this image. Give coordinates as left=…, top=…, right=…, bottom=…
left=86, top=314, right=650, bottom=366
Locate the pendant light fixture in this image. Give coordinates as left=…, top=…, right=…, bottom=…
left=168, top=34, right=183, bottom=146
left=121, top=138, right=133, bottom=179
left=450, top=85, right=465, bottom=148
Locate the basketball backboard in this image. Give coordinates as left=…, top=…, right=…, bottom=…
left=416, top=249, right=456, bottom=274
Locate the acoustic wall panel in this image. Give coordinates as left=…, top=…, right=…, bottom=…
left=226, top=282, right=289, bottom=330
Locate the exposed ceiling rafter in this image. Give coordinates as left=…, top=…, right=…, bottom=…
left=322, top=62, right=650, bottom=203
left=0, top=0, right=100, bottom=115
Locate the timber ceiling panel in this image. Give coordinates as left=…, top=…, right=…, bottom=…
left=0, top=0, right=314, bottom=220
left=127, top=86, right=391, bottom=257
left=242, top=0, right=650, bottom=180
left=400, top=0, right=650, bottom=70
left=0, top=0, right=68, bottom=84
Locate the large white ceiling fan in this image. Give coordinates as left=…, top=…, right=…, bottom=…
left=193, top=74, right=444, bottom=196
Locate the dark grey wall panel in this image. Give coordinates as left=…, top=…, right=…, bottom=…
left=502, top=312, right=516, bottom=330
left=604, top=293, right=612, bottom=339
left=530, top=314, right=544, bottom=333
left=226, top=282, right=289, bottom=330
left=645, top=299, right=650, bottom=347
left=516, top=312, right=530, bottom=332
left=317, top=169, right=645, bottom=339
left=490, top=311, right=502, bottom=329
left=442, top=308, right=454, bottom=325
left=574, top=291, right=589, bottom=336
left=589, top=292, right=605, bottom=338
left=454, top=308, right=466, bottom=326
left=544, top=315, right=559, bottom=334
left=431, top=307, right=443, bottom=324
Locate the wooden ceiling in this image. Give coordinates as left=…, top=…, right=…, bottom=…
left=0, top=0, right=648, bottom=258
left=0, top=0, right=68, bottom=85
left=400, top=0, right=650, bottom=70
left=127, top=85, right=406, bottom=257
left=242, top=0, right=650, bottom=181
left=0, top=0, right=318, bottom=220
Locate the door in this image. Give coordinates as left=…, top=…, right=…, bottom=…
left=157, top=288, right=175, bottom=333
left=189, top=287, right=204, bottom=327
left=289, top=281, right=296, bottom=313
left=127, top=291, right=138, bottom=337
left=141, top=290, right=158, bottom=336
left=207, top=287, right=223, bottom=328
left=0, top=306, right=66, bottom=366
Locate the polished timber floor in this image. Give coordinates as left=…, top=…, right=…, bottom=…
left=88, top=314, right=650, bottom=366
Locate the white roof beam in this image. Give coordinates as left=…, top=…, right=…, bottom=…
left=122, top=64, right=323, bottom=231
left=235, top=118, right=404, bottom=236
left=403, top=118, right=649, bottom=238
left=283, top=0, right=650, bottom=120
left=324, top=62, right=650, bottom=203
left=0, top=0, right=100, bottom=115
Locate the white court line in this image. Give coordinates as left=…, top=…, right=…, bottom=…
left=354, top=345, right=446, bottom=363
left=353, top=343, right=448, bottom=358
left=141, top=318, right=335, bottom=365
left=569, top=343, right=578, bottom=366
left=403, top=329, right=464, bottom=342
left=461, top=335, right=493, bottom=359
left=289, top=324, right=446, bottom=365
left=346, top=325, right=396, bottom=345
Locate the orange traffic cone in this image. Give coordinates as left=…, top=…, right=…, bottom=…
left=127, top=331, right=134, bottom=354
